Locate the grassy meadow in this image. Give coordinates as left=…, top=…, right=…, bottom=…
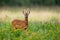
left=0, top=6, right=60, bottom=40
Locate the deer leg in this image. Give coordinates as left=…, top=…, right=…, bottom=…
left=24, top=27, right=28, bottom=32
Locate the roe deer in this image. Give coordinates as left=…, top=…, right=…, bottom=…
left=12, top=8, right=30, bottom=30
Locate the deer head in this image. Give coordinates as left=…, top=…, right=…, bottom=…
left=23, top=8, right=30, bottom=18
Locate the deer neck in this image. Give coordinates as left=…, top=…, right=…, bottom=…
left=25, top=16, right=28, bottom=25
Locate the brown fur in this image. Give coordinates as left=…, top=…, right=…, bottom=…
left=12, top=20, right=28, bottom=29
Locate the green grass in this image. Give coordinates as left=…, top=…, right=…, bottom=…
left=0, top=18, right=60, bottom=40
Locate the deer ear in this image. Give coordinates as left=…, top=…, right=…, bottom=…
left=28, top=9, right=30, bottom=15
left=27, top=8, right=30, bottom=14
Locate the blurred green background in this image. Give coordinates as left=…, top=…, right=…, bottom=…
left=0, top=0, right=60, bottom=6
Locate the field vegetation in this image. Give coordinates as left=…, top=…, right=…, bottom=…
left=0, top=7, right=60, bottom=40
